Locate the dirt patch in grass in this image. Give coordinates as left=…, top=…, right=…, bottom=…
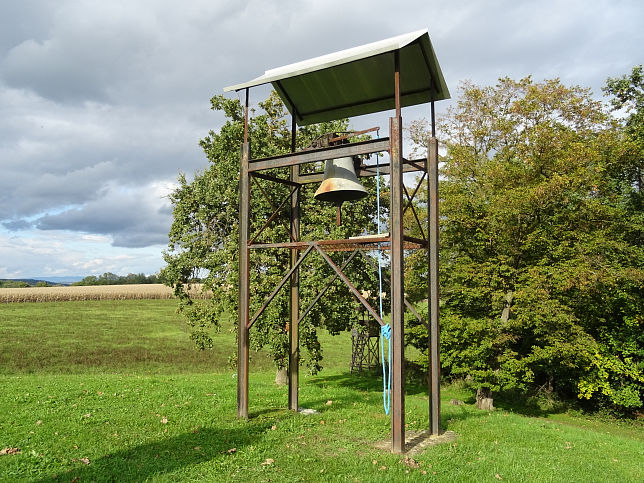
left=374, top=429, right=457, bottom=455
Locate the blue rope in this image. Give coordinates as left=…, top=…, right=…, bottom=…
left=381, top=323, right=391, bottom=415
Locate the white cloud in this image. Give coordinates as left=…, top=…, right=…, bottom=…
left=0, top=230, right=164, bottom=278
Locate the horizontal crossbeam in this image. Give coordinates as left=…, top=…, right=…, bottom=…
left=248, top=138, right=390, bottom=172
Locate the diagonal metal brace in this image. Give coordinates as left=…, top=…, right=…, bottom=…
left=249, top=183, right=299, bottom=245
left=248, top=244, right=314, bottom=329
left=359, top=250, right=428, bottom=330
left=403, top=172, right=427, bottom=242
left=251, top=177, right=297, bottom=242
left=298, top=248, right=359, bottom=324
left=312, top=243, right=385, bottom=327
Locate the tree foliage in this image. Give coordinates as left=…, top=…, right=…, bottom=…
left=407, top=76, right=643, bottom=412
left=72, top=272, right=161, bottom=285
left=163, top=92, right=383, bottom=373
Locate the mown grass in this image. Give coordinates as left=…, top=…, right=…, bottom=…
left=0, top=300, right=642, bottom=481
left=0, top=300, right=353, bottom=375
left=0, top=300, right=273, bottom=374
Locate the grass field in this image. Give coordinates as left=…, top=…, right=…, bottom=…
left=0, top=299, right=260, bottom=374
left=1, top=299, right=642, bottom=482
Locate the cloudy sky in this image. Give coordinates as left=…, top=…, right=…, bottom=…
left=1, top=0, right=642, bottom=279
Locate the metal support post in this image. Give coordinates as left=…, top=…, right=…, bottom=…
left=238, top=140, right=251, bottom=419
left=289, top=114, right=300, bottom=411
left=390, top=50, right=405, bottom=454
left=428, top=101, right=441, bottom=435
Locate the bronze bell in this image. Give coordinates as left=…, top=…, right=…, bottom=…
left=314, top=156, right=368, bottom=204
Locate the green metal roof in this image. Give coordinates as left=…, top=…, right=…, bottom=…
left=223, top=29, right=449, bottom=125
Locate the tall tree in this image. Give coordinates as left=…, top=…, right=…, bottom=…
left=163, top=92, right=382, bottom=374
left=604, top=64, right=644, bottom=193
left=406, top=77, right=643, bottom=412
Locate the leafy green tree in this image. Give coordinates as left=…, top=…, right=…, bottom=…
left=72, top=272, right=159, bottom=286
left=406, top=77, right=643, bottom=412
left=72, top=275, right=98, bottom=286
left=604, top=64, right=644, bottom=193
left=0, top=280, right=30, bottom=288
left=163, top=91, right=382, bottom=374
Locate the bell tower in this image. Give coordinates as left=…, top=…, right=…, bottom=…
left=224, top=29, right=449, bottom=453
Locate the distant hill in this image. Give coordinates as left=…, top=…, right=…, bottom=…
left=0, top=276, right=82, bottom=287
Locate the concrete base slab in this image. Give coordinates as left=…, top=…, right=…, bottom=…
left=297, top=408, right=319, bottom=415
left=374, top=430, right=457, bottom=455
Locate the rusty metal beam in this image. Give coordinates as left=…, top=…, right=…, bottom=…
left=298, top=249, right=359, bottom=325
left=238, top=140, right=250, bottom=420
left=248, top=244, right=314, bottom=330
left=428, top=100, right=441, bottom=436
left=248, top=185, right=298, bottom=245
left=312, top=243, right=384, bottom=327
left=403, top=184, right=427, bottom=242
left=403, top=171, right=426, bottom=214
left=289, top=114, right=300, bottom=412
left=358, top=251, right=428, bottom=330
left=248, top=186, right=299, bottom=245
left=404, top=235, right=429, bottom=247
left=248, top=138, right=390, bottom=172
left=249, top=235, right=388, bottom=250
left=243, top=88, right=249, bottom=144
left=248, top=234, right=427, bottom=252
left=328, top=126, right=380, bottom=144
left=252, top=177, right=296, bottom=242
left=390, top=49, right=405, bottom=454
left=251, top=171, right=300, bottom=187
left=359, top=160, right=425, bottom=177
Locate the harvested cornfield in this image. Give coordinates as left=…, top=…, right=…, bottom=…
left=0, top=284, right=208, bottom=303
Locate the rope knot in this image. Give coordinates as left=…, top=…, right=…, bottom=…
left=381, top=323, right=391, bottom=340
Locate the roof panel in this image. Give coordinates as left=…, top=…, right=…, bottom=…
left=223, top=29, right=449, bottom=125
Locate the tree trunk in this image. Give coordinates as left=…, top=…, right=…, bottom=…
left=476, top=387, right=494, bottom=410
left=275, top=367, right=288, bottom=386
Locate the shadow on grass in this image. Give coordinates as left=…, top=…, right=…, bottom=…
left=37, top=421, right=274, bottom=483
left=491, top=392, right=571, bottom=418
left=248, top=407, right=290, bottom=419
left=308, top=370, right=428, bottom=397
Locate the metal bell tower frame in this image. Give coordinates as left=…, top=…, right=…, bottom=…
left=224, top=30, right=449, bottom=453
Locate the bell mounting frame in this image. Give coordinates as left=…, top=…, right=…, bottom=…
left=225, top=29, right=448, bottom=454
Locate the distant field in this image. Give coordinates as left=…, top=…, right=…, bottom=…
left=0, top=299, right=351, bottom=374
left=0, top=283, right=207, bottom=303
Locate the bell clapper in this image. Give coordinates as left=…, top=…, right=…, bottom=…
left=336, top=204, right=342, bottom=226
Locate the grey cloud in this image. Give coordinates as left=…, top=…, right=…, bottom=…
left=2, top=219, right=33, bottom=231
left=0, top=1, right=54, bottom=56
left=1, top=1, right=249, bottom=106
left=4, top=38, right=112, bottom=103
left=0, top=0, right=643, bottom=276
left=35, top=184, right=172, bottom=248
left=0, top=95, right=204, bottom=221
left=434, top=0, right=644, bottom=96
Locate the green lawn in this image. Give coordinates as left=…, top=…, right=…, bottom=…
left=0, top=300, right=275, bottom=374
left=0, top=300, right=642, bottom=481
